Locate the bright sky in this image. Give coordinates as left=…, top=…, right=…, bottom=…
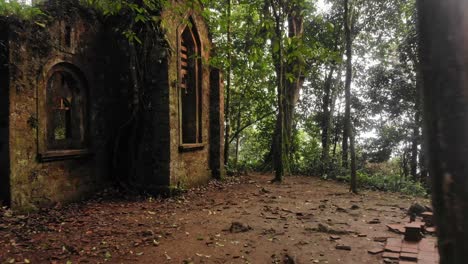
left=316, top=0, right=332, bottom=14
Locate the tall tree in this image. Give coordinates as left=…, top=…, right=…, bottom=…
left=223, top=0, right=232, bottom=165
left=418, top=0, right=468, bottom=263
left=267, top=0, right=287, bottom=182
left=265, top=0, right=305, bottom=181
left=343, top=0, right=357, bottom=193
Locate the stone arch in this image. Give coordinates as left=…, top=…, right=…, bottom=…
left=38, top=62, right=89, bottom=160
left=178, top=15, right=203, bottom=146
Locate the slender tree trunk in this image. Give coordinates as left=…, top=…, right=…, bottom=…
left=411, top=55, right=423, bottom=181
left=234, top=100, right=241, bottom=167
left=410, top=108, right=420, bottom=180
left=344, top=0, right=357, bottom=193
left=321, top=66, right=335, bottom=176
left=418, top=1, right=468, bottom=262
left=269, top=0, right=286, bottom=182
left=419, top=135, right=428, bottom=183
left=223, top=0, right=232, bottom=166
left=342, top=112, right=349, bottom=168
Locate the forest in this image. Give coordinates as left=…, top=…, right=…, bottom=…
left=1, top=0, right=427, bottom=193
left=1, top=0, right=468, bottom=263
left=205, top=0, right=426, bottom=195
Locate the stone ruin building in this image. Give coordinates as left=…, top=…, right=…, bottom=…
left=0, top=1, right=225, bottom=210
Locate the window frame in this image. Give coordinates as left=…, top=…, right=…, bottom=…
left=38, top=62, right=90, bottom=162
left=177, top=17, right=204, bottom=151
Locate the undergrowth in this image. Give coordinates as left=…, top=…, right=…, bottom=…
left=0, top=0, right=45, bottom=20
left=337, top=170, right=427, bottom=197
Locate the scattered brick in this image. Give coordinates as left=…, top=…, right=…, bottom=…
left=386, top=238, right=403, bottom=247
left=404, top=223, right=423, bottom=242
left=402, top=240, right=419, bottom=249
left=400, top=252, right=418, bottom=261
left=374, top=237, right=389, bottom=242
left=425, top=227, right=436, bottom=234
left=400, top=246, right=418, bottom=254
left=387, top=224, right=406, bottom=234
left=368, top=248, right=384, bottom=255
left=335, top=244, right=351, bottom=251
left=382, top=252, right=400, bottom=259
left=421, top=212, right=434, bottom=227
left=385, top=245, right=402, bottom=253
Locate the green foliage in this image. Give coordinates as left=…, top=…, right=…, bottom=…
left=0, top=0, right=45, bottom=20
left=337, top=162, right=427, bottom=196
left=290, top=130, right=323, bottom=175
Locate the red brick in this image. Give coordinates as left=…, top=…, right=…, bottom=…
left=421, top=212, right=433, bottom=217
left=402, top=241, right=419, bottom=249
left=418, top=239, right=437, bottom=252
left=400, top=252, right=418, bottom=261
left=418, top=252, right=436, bottom=261
left=368, top=248, right=384, bottom=255
left=417, top=260, right=437, bottom=264
left=385, top=245, right=402, bottom=253
left=401, top=247, right=418, bottom=254
left=383, top=252, right=400, bottom=259
left=387, top=224, right=406, bottom=233
left=406, top=222, right=424, bottom=229
left=387, top=237, right=403, bottom=247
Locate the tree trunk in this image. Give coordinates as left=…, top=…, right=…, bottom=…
left=411, top=52, right=423, bottom=181
left=269, top=0, right=286, bottom=182
left=223, top=0, right=232, bottom=166
left=234, top=100, right=241, bottom=167
left=321, top=66, right=335, bottom=176
left=266, top=0, right=304, bottom=179
left=410, top=107, right=420, bottom=180
left=343, top=0, right=357, bottom=193
left=417, top=0, right=468, bottom=262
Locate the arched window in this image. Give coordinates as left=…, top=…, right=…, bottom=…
left=45, top=64, right=87, bottom=151
left=179, top=19, right=202, bottom=146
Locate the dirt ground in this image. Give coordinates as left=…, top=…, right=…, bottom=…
left=0, top=173, right=431, bottom=264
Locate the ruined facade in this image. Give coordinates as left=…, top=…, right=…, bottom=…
left=0, top=1, right=224, bottom=210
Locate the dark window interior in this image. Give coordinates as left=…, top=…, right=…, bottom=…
left=46, top=69, right=86, bottom=150
left=64, top=26, right=72, bottom=48
left=180, top=23, right=202, bottom=145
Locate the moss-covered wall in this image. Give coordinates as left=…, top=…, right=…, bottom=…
left=5, top=5, right=122, bottom=210
left=2, top=0, right=224, bottom=209
left=209, top=68, right=225, bottom=179
left=0, top=20, right=10, bottom=205
left=163, top=2, right=217, bottom=189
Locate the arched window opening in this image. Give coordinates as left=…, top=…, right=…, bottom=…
left=179, top=20, right=202, bottom=146
left=45, top=65, right=87, bottom=151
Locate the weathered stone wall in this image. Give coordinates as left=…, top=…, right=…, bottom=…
left=5, top=4, right=121, bottom=210
left=209, top=68, right=225, bottom=179
left=163, top=2, right=216, bottom=188
left=131, top=58, right=171, bottom=188
left=1, top=0, right=224, bottom=208
left=0, top=20, right=10, bottom=205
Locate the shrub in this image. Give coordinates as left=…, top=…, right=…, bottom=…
left=337, top=168, right=427, bottom=197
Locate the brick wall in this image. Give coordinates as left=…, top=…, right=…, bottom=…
left=0, top=20, right=10, bottom=205
left=5, top=5, right=119, bottom=210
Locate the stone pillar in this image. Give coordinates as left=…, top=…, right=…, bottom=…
left=209, top=68, right=225, bottom=179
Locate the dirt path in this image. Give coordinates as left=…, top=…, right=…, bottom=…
left=0, top=174, right=430, bottom=264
